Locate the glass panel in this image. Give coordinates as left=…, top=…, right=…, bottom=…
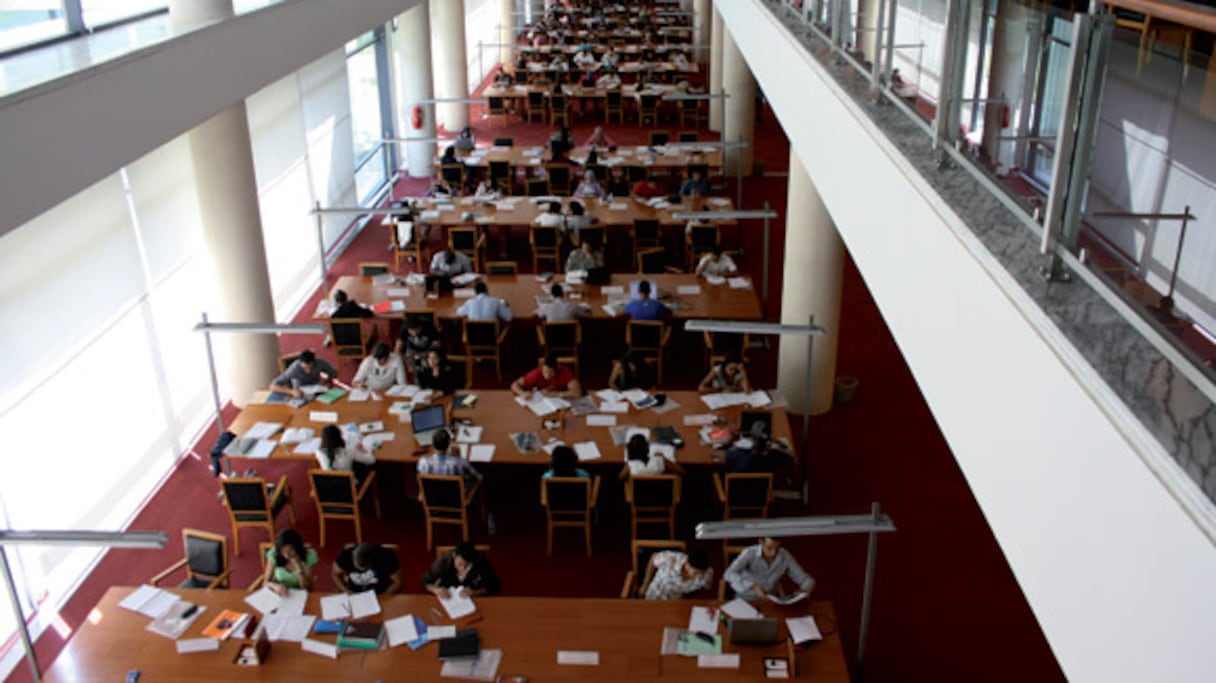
left=1025, top=15, right=1071, bottom=184
left=80, top=0, right=164, bottom=28
left=346, top=34, right=383, bottom=173
left=0, top=0, right=65, bottom=51
left=354, top=146, right=387, bottom=203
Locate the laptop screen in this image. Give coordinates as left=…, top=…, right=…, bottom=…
left=629, top=279, right=659, bottom=300
left=411, top=404, right=446, bottom=433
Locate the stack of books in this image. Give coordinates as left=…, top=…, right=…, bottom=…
left=337, top=621, right=385, bottom=650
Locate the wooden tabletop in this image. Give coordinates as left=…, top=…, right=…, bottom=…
left=230, top=389, right=791, bottom=466
left=392, top=195, right=733, bottom=228
left=45, top=587, right=848, bottom=682
left=326, top=273, right=760, bottom=322
left=442, top=142, right=723, bottom=171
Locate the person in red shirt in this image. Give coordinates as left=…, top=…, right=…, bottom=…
left=510, top=354, right=583, bottom=398
left=632, top=176, right=667, bottom=201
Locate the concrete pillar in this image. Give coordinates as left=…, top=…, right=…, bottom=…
left=858, top=0, right=881, bottom=64
left=430, top=0, right=469, bottom=132
left=171, top=0, right=279, bottom=408
left=500, top=0, right=515, bottom=69
left=980, top=0, right=1031, bottom=173
left=778, top=149, right=844, bottom=416
left=694, top=0, right=711, bottom=67
left=709, top=5, right=724, bottom=131
left=722, top=24, right=755, bottom=175
left=397, top=2, right=437, bottom=178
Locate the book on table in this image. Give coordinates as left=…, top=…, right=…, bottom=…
left=337, top=621, right=385, bottom=650
left=201, top=609, right=251, bottom=640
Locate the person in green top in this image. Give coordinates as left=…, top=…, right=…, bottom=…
left=263, top=528, right=318, bottom=595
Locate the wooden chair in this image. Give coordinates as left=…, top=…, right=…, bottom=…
left=278, top=352, right=302, bottom=374
left=486, top=96, right=509, bottom=126
left=649, top=130, right=670, bottom=147
left=488, top=160, right=513, bottom=192
left=527, top=177, right=550, bottom=196
left=440, top=163, right=465, bottom=188
left=626, top=320, right=672, bottom=385
left=637, top=247, right=668, bottom=274
left=462, top=319, right=510, bottom=382
left=149, top=529, right=231, bottom=589
left=679, top=98, right=704, bottom=128
left=717, top=543, right=750, bottom=600
left=604, top=89, right=624, bottom=123
left=625, top=474, right=681, bottom=540
left=359, top=262, right=391, bottom=276
left=547, top=163, right=572, bottom=196
left=713, top=472, right=774, bottom=519
left=486, top=260, right=518, bottom=275
left=685, top=224, right=720, bottom=270
left=446, top=353, right=474, bottom=391
left=536, top=320, right=582, bottom=374
left=573, top=224, right=605, bottom=251
left=550, top=93, right=571, bottom=127
left=631, top=219, right=661, bottom=265
left=393, top=219, right=426, bottom=269
left=620, top=539, right=686, bottom=598
left=493, top=137, right=514, bottom=147
left=704, top=330, right=749, bottom=366
left=219, top=475, right=294, bottom=556
left=541, top=476, right=601, bottom=556
left=435, top=544, right=491, bottom=559
left=526, top=90, right=547, bottom=123
left=417, top=474, right=482, bottom=550
left=638, top=93, right=660, bottom=126
left=530, top=225, right=562, bottom=273
left=449, top=226, right=486, bottom=273
left=308, top=469, right=380, bottom=548
left=330, top=318, right=372, bottom=367
left=677, top=130, right=699, bottom=142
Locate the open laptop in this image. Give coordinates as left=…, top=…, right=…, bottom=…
left=740, top=411, right=773, bottom=439
left=410, top=404, right=447, bottom=447
left=727, top=617, right=782, bottom=645
left=629, top=279, right=660, bottom=300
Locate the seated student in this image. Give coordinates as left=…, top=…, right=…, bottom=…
left=263, top=529, right=317, bottom=595
left=544, top=444, right=590, bottom=478
left=724, top=421, right=792, bottom=474
left=271, top=350, right=337, bottom=398
left=396, top=318, right=441, bottom=366
left=430, top=247, right=473, bottom=276
left=538, top=284, right=587, bottom=322
left=595, top=66, right=621, bottom=89
left=619, top=433, right=685, bottom=481
left=573, top=169, right=606, bottom=199
left=332, top=542, right=401, bottom=595
left=695, top=245, right=739, bottom=278
left=572, top=47, right=597, bottom=68
left=493, top=69, right=514, bottom=87
left=511, top=354, right=583, bottom=398
left=428, top=177, right=455, bottom=199
left=315, top=423, right=375, bottom=482
left=583, top=126, right=616, bottom=148
left=353, top=342, right=406, bottom=392
left=565, top=201, right=595, bottom=242
left=549, top=53, right=569, bottom=71
left=423, top=542, right=501, bottom=597
left=697, top=353, right=752, bottom=394
left=609, top=350, right=655, bottom=391
left=565, top=237, right=604, bottom=273
left=415, top=349, right=460, bottom=396
left=439, top=144, right=460, bottom=166
left=723, top=537, right=815, bottom=602
left=578, top=67, right=599, bottom=88
left=534, top=200, right=566, bottom=229
left=454, top=126, right=476, bottom=153
left=601, top=47, right=619, bottom=69
left=331, top=289, right=374, bottom=319
left=473, top=178, right=501, bottom=200
left=624, top=281, right=670, bottom=321
left=456, top=282, right=513, bottom=322
left=678, top=169, right=712, bottom=197
left=417, top=428, right=482, bottom=486
left=632, top=176, right=667, bottom=201
left=549, top=126, right=574, bottom=161
left=638, top=548, right=714, bottom=599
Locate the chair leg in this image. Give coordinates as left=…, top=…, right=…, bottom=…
left=426, top=515, right=433, bottom=550
left=354, top=515, right=362, bottom=544
left=318, top=518, right=326, bottom=548
left=584, top=524, right=592, bottom=557
left=546, top=522, right=553, bottom=556
left=231, top=522, right=240, bottom=556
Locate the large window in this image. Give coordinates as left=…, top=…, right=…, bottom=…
left=0, top=0, right=65, bottom=51
left=80, top=0, right=162, bottom=27
left=346, top=30, right=390, bottom=204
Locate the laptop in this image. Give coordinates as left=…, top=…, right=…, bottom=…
left=727, top=617, right=782, bottom=645
left=740, top=411, right=773, bottom=439
left=629, top=279, right=660, bottom=300
left=410, top=404, right=447, bottom=447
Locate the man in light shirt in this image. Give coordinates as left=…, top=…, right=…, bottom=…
left=695, top=245, right=739, bottom=278
left=724, top=537, right=815, bottom=602
left=537, top=284, right=587, bottom=322
left=430, top=247, right=473, bottom=276
left=352, top=342, right=406, bottom=392
left=457, top=282, right=513, bottom=321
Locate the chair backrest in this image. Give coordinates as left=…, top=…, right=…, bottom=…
left=441, top=164, right=464, bottom=185
left=310, top=470, right=356, bottom=506
left=725, top=473, right=773, bottom=511
left=543, top=477, right=592, bottom=514
left=578, top=225, right=606, bottom=249
left=419, top=474, right=466, bottom=509
left=486, top=260, right=518, bottom=275
left=278, top=352, right=301, bottom=374
left=527, top=91, right=546, bottom=108
left=605, top=90, right=623, bottom=107
left=689, top=224, right=719, bottom=250
left=221, top=478, right=268, bottom=515
left=183, top=529, right=228, bottom=579
left=527, top=178, right=550, bottom=196
left=637, top=247, right=667, bottom=273
left=687, top=163, right=710, bottom=179
left=633, top=218, right=660, bottom=241
left=446, top=354, right=473, bottom=390
left=488, top=96, right=506, bottom=112
left=630, top=475, right=680, bottom=507
left=627, top=320, right=666, bottom=350
left=330, top=319, right=367, bottom=356
left=632, top=539, right=687, bottom=576
left=435, top=544, right=491, bottom=560
left=649, top=130, right=670, bottom=146
left=677, top=130, right=699, bottom=142
left=542, top=320, right=580, bottom=352
left=449, top=227, right=478, bottom=253
left=359, top=262, right=391, bottom=276
left=547, top=164, right=571, bottom=194
left=493, top=137, right=514, bottom=147
left=706, top=330, right=746, bottom=356
left=464, top=319, right=502, bottom=348
left=531, top=225, right=560, bottom=249
left=488, top=160, right=512, bottom=184
left=550, top=93, right=568, bottom=109
left=405, top=310, right=438, bottom=332
left=640, top=94, right=659, bottom=110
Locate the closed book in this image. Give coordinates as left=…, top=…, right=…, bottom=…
left=654, top=426, right=680, bottom=443
left=438, top=628, right=481, bottom=660
left=338, top=621, right=384, bottom=650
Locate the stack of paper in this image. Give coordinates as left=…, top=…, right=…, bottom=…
left=293, top=437, right=321, bottom=455
left=439, top=592, right=476, bottom=618
left=469, top=444, right=495, bottom=462
left=456, top=425, right=483, bottom=443
left=261, top=614, right=316, bottom=642
left=727, top=277, right=751, bottom=289
left=786, top=616, right=823, bottom=644
left=280, top=427, right=314, bottom=443
left=573, top=442, right=602, bottom=461
left=245, top=422, right=284, bottom=439
left=319, top=591, right=381, bottom=620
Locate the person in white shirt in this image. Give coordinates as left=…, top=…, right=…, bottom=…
left=457, top=282, right=513, bottom=321
left=352, top=342, right=406, bottom=392
left=315, top=424, right=375, bottom=482
left=534, top=201, right=566, bottom=229
left=619, top=434, right=685, bottom=481
left=595, top=69, right=621, bottom=89
left=537, top=284, right=587, bottom=322
left=473, top=179, right=500, bottom=200
left=601, top=48, right=618, bottom=69
left=430, top=248, right=473, bottom=276
left=572, top=49, right=597, bottom=68
left=695, top=245, right=739, bottom=278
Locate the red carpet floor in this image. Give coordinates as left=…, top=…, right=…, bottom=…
left=5, top=87, right=1064, bottom=683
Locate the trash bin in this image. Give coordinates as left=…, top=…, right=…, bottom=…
left=834, top=376, right=859, bottom=404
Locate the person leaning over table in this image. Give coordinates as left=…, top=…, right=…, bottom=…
left=457, top=281, right=513, bottom=322
left=695, top=244, right=739, bottom=278
left=619, top=433, right=685, bottom=482
left=331, top=289, right=375, bottom=319
left=538, top=283, right=587, bottom=322
left=632, top=175, right=667, bottom=201
left=608, top=350, right=655, bottom=392
left=439, top=144, right=460, bottom=166
left=564, top=200, right=594, bottom=241
left=565, top=236, right=604, bottom=273
left=423, top=542, right=501, bottom=597
left=624, top=281, right=670, bottom=321
left=315, top=423, right=376, bottom=485
left=722, top=421, right=792, bottom=475
left=270, top=350, right=337, bottom=398
left=679, top=169, right=712, bottom=198
left=418, top=428, right=483, bottom=487
left=724, top=537, right=815, bottom=602
left=595, top=66, right=621, bottom=89
left=698, top=353, right=753, bottom=394
left=534, top=200, right=566, bottom=229
left=263, top=528, right=317, bottom=595
left=430, top=246, right=474, bottom=276
left=544, top=444, right=590, bottom=478
left=638, top=548, right=713, bottom=599
left=353, top=342, right=406, bottom=392
left=332, top=542, right=401, bottom=595
left=511, top=353, right=583, bottom=398
left=415, top=349, right=460, bottom=396
left=396, top=317, right=441, bottom=368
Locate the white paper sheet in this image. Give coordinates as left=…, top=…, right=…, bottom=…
left=573, top=441, right=602, bottom=461
left=786, top=616, right=823, bottom=644
left=469, top=444, right=496, bottom=462
left=301, top=638, right=339, bottom=659
left=721, top=598, right=763, bottom=620
left=439, top=592, right=476, bottom=619
left=557, top=650, right=600, bottom=665
left=309, top=411, right=339, bottom=423
left=428, top=624, right=457, bottom=639
left=293, top=437, right=321, bottom=455
left=625, top=427, right=651, bottom=441
left=277, top=589, right=308, bottom=617
left=319, top=594, right=352, bottom=621
left=697, top=654, right=740, bottom=668
left=456, top=425, right=484, bottom=443
left=599, top=401, right=629, bottom=413
left=349, top=590, right=382, bottom=618
left=140, top=591, right=180, bottom=619
left=596, top=389, right=625, bottom=402
left=243, top=587, right=282, bottom=615
left=176, top=637, right=221, bottom=654
left=586, top=414, right=617, bottom=426
left=245, top=421, right=283, bottom=439
left=677, top=285, right=702, bottom=295
left=682, top=414, right=716, bottom=426
left=263, top=614, right=315, bottom=642
left=601, top=285, right=625, bottom=295
left=384, top=615, right=419, bottom=647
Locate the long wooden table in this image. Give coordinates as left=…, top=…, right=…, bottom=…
left=391, top=195, right=734, bottom=229
left=230, top=389, right=791, bottom=466
left=46, top=588, right=848, bottom=682
left=443, top=141, right=723, bottom=172
left=326, top=272, right=760, bottom=322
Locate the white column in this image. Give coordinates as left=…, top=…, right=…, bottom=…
left=722, top=24, right=755, bottom=175
left=499, top=0, right=515, bottom=69
left=980, top=0, right=1031, bottom=173
left=430, top=0, right=469, bottom=132
left=694, top=0, right=711, bottom=68
left=398, top=2, right=437, bottom=178
left=171, top=0, right=280, bottom=408
left=709, top=5, right=724, bottom=132
left=858, top=0, right=880, bottom=64
left=778, top=149, right=844, bottom=416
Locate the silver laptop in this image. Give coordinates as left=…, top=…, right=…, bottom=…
left=727, top=618, right=781, bottom=645
left=411, top=404, right=447, bottom=447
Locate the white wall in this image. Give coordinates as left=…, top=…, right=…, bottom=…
left=718, top=1, right=1216, bottom=681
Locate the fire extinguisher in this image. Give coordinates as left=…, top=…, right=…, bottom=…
left=411, top=105, right=423, bottom=130
left=1001, top=103, right=1011, bottom=129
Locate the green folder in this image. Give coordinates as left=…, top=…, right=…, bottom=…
left=676, top=631, right=722, bottom=656
left=316, top=388, right=347, bottom=404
